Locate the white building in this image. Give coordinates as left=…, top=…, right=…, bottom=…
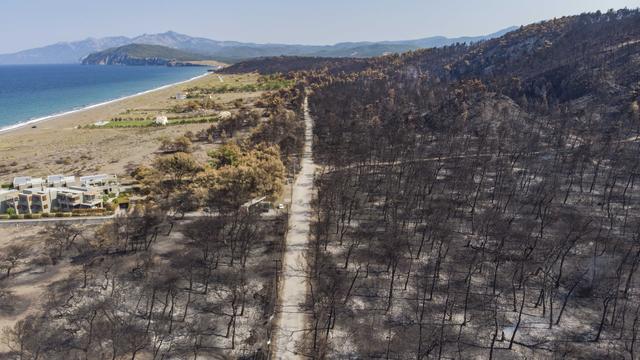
left=16, top=188, right=52, bottom=214
left=6, top=174, right=119, bottom=214
left=12, top=176, right=45, bottom=190
left=13, top=187, right=104, bottom=214
left=175, top=92, right=187, bottom=100
left=49, top=187, right=102, bottom=211
left=79, top=174, right=117, bottom=186
left=79, top=174, right=120, bottom=195
left=46, top=175, right=76, bottom=187
left=218, top=111, right=232, bottom=120
left=155, top=115, right=169, bottom=126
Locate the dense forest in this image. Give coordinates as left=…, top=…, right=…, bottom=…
left=295, top=8, right=640, bottom=359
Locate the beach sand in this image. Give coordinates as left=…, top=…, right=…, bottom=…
left=0, top=72, right=261, bottom=183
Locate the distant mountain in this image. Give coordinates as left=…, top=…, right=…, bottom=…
left=0, top=36, right=131, bottom=64
left=303, top=27, right=518, bottom=58
left=0, top=28, right=517, bottom=65
left=81, top=44, right=213, bottom=66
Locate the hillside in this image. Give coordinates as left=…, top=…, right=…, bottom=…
left=0, top=36, right=131, bottom=64
left=219, top=56, right=372, bottom=75
left=222, top=8, right=640, bottom=359
left=81, top=44, right=213, bottom=66
left=0, top=28, right=514, bottom=65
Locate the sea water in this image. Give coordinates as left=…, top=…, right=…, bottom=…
left=0, top=64, right=208, bottom=131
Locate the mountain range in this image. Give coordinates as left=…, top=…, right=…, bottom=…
left=0, top=28, right=517, bottom=65
left=81, top=44, right=216, bottom=66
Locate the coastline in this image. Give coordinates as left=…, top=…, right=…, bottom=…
left=0, top=72, right=262, bottom=184
left=0, top=72, right=210, bottom=135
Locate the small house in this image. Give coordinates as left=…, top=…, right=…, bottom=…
left=17, top=189, right=52, bottom=214
left=218, top=111, right=232, bottom=120
left=155, top=115, right=169, bottom=126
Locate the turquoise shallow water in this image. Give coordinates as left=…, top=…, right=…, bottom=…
left=0, top=64, right=208, bottom=130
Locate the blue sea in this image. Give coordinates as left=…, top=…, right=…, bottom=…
left=0, top=64, right=208, bottom=130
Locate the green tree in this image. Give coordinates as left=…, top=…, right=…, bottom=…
left=208, top=143, right=242, bottom=169
left=154, top=152, right=201, bottom=188
left=200, top=144, right=285, bottom=210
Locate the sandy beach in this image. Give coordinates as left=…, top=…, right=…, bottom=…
left=0, top=72, right=262, bottom=183
left=0, top=72, right=210, bottom=135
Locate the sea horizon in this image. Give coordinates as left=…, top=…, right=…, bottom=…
left=0, top=64, right=209, bottom=132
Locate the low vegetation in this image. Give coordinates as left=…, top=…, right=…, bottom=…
left=0, top=82, right=306, bottom=359
left=187, top=75, right=294, bottom=95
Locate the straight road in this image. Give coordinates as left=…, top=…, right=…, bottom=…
left=272, top=96, right=316, bottom=359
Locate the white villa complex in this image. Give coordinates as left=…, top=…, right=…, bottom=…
left=1, top=174, right=120, bottom=215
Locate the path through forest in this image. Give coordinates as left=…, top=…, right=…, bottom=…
left=272, top=96, right=316, bottom=359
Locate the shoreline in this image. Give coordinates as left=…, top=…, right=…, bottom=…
left=0, top=72, right=210, bottom=135
left=0, top=72, right=259, bottom=184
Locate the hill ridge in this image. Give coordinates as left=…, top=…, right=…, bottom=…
left=0, top=28, right=515, bottom=65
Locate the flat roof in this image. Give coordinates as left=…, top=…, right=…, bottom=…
left=20, top=189, right=48, bottom=195
left=49, top=187, right=86, bottom=194
left=80, top=174, right=115, bottom=182
left=13, top=176, right=45, bottom=184
left=242, top=196, right=267, bottom=208
left=13, top=176, right=31, bottom=185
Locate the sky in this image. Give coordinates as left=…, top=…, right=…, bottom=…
left=1, top=0, right=639, bottom=53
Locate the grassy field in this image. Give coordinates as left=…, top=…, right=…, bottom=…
left=89, top=116, right=221, bottom=128
left=80, top=73, right=268, bottom=129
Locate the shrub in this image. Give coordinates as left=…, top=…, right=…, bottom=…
left=62, top=212, right=72, bottom=217
left=41, top=213, right=51, bottom=218
left=55, top=157, right=72, bottom=165
left=5, top=208, right=16, bottom=216
left=0, top=214, right=9, bottom=220
left=55, top=212, right=64, bottom=217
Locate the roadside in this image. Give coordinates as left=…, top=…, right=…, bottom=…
left=0, top=213, right=118, bottom=226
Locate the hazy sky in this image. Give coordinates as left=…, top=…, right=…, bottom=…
left=1, top=0, right=638, bottom=53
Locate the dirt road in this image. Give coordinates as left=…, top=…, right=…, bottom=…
left=272, top=97, right=316, bottom=359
